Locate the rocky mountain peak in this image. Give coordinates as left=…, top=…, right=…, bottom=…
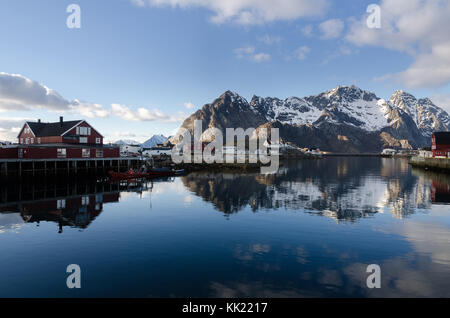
left=173, top=86, right=450, bottom=152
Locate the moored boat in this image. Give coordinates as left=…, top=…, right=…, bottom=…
left=108, top=168, right=185, bottom=180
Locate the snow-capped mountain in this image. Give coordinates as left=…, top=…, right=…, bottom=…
left=113, top=139, right=141, bottom=145
left=142, top=135, right=168, bottom=148
left=174, top=86, right=450, bottom=152
left=389, top=91, right=450, bottom=137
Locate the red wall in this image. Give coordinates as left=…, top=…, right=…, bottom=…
left=0, top=148, right=18, bottom=159
left=20, top=146, right=119, bottom=159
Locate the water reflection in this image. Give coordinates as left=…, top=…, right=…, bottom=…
left=0, top=158, right=450, bottom=297
left=0, top=178, right=155, bottom=233
left=181, top=158, right=448, bottom=221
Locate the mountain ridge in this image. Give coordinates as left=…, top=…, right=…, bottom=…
left=172, top=86, right=450, bottom=153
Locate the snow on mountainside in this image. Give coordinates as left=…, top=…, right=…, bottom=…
left=174, top=86, right=450, bottom=152
left=389, top=91, right=450, bottom=137
left=114, top=139, right=141, bottom=145
left=142, top=135, right=168, bottom=148
left=250, top=86, right=397, bottom=132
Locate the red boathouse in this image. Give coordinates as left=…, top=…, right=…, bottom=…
left=431, top=132, right=450, bottom=158
left=1, top=117, right=119, bottom=159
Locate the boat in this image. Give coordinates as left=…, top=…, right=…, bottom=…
left=147, top=167, right=185, bottom=176
left=108, top=170, right=148, bottom=180
left=108, top=168, right=185, bottom=180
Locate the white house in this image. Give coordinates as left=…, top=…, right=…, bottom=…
left=120, top=144, right=141, bottom=156
left=381, top=149, right=397, bottom=156
left=142, top=146, right=172, bottom=157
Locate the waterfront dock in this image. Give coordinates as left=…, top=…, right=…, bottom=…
left=409, top=156, right=450, bottom=172
left=0, top=157, right=142, bottom=177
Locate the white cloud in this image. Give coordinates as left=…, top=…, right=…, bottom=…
left=319, top=18, right=344, bottom=39
left=259, top=34, right=282, bottom=45
left=111, top=103, right=167, bottom=121
left=184, top=102, right=196, bottom=109
left=252, top=52, right=271, bottom=63
left=0, top=72, right=70, bottom=111
left=295, top=46, right=311, bottom=60
left=133, top=0, right=330, bottom=25
left=70, top=100, right=109, bottom=118
left=432, top=94, right=450, bottom=114
left=234, top=46, right=256, bottom=58
left=0, top=72, right=110, bottom=118
left=301, top=24, right=313, bottom=37
left=234, top=46, right=271, bottom=63
left=111, top=103, right=185, bottom=122
left=346, top=0, right=450, bottom=88
left=0, top=117, right=32, bottom=141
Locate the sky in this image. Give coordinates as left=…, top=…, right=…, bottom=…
left=0, top=0, right=450, bottom=143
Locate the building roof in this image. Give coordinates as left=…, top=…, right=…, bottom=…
left=433, top=132, right=450, bottom=145
left=24, top=120, right=83, bottom=137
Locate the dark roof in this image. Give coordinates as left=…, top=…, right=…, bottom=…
left=25, top=120, right=83, bottom=137
left=433, top=132, right=450, bottom=145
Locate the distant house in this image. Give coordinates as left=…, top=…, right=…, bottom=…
left=120, top=144, right=141, bottom=156
left=142, top=145, right=172, bottom=157
left=431, top=132, right=450, bottom=158
left=381, top=149, right=397, bottom=156
left=18, top=117, right=103, bottom=145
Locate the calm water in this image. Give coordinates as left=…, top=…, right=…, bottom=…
left=1, top=157, right=449, bottom=297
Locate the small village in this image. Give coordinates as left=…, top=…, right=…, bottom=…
left=1, top=117, right=450, bottom=178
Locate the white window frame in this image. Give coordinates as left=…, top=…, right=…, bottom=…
left=37, top=138, right=41, bottom=144
left=57, top=199, right=66, bottom=209
left=57, top=148, right=67, bottom=158
left=96, top=137, right=101, bottom=144
left=79, top=137, right=88, bottom=144
left=82, top=196, right=89, bottom=206
left=96, top=149, right=103, bottom=158
left=82, top=149, right=90, bottom=158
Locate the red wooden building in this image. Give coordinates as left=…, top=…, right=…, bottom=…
left=431, top=132, right=450, bottom=158
left=0, top=117, right=119, bottom=159
left=18, top=117, right=103, bottom=145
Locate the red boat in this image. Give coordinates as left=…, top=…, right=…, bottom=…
left=108, top=170, right=148, bottom=180
left=108, top=168, right=185, bottom=180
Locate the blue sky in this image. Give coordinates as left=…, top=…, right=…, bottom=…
left=1, top=0, right=449, bottom=142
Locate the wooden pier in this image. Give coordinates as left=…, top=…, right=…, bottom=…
left=0, top=157, right=142, bottom=177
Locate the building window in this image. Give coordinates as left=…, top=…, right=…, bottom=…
left=25, top=138, right=29, bottom=144
left=20, top=138, right=23, bottom=144
left=30, top=138, right=34, bottom=144
left=57, top=148, right=66, bottom=158
left=96, top=137, right=101, bottom=144
left=82, top=149, right=90, bottom=158
left=57, top=199, right=66, bottom=209
left=96, top=149, right=103, bottom=158
left=77, top=126, right=91, bottom=136
left=79, top=137, right=88, bottom=143
left=37, top=138, right=41, bottom=144
left=81, top=196, right=89, bottom=206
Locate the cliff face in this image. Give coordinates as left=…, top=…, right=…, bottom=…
left=172, top=86, right=450, bottom=153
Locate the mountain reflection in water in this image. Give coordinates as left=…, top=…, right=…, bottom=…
left=181, top=158, right=448, bottom=221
